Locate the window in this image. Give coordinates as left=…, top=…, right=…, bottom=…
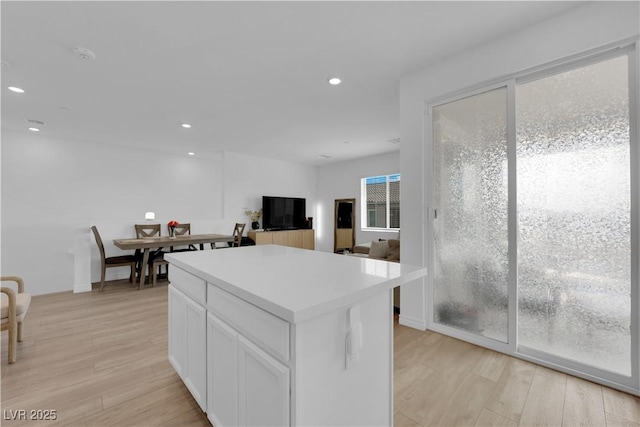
left=361, top=174, right=400, bottom=230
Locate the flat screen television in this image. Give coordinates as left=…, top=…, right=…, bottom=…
left=262, top=196, right=307, bottom=230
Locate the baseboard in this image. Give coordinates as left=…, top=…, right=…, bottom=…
left=398, top=314, right=426, bottom=330
left=73, top=282, right=92, bottom=293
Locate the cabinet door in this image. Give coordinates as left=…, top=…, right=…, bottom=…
left=207, top=313, right=238, bottom=427
left=251, top=231, right=272, bottom=245
left=272, top=231, right=289, bottom=247
left=301, top=229, right=315, bottom=250
left=184, top=296, right=207, bottom=411
left=238, top=336, right=290, bottom=427
left=287, top=230, right=302, bottom=248
left=168, top=285, right=186, bottom=377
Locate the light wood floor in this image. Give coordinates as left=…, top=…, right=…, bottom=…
left=1, top=279, right=639, bottom=427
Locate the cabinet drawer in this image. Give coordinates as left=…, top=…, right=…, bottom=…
left=207, top=284, right=290, bottom=362
left=169, top=267, right=206, bottom=304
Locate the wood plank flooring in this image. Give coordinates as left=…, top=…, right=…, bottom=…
left=1, top=279, right=638, bottom=426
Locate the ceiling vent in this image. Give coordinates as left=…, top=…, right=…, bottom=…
left=26, top=118, right=46, bottom=126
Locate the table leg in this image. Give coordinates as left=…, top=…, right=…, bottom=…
left=139, top=248, right=150, bottom=290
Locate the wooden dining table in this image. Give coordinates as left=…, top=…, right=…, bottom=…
left=113, top=234, right=234, bottom=289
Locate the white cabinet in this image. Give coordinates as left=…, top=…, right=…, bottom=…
left=238, top=335, right=290, bottom=427
left=166, top=246, right=427, bottom=426
left=207, top=311, right=290, bottom=427
left=168, top=283, right=207, bottom=412
left=207, top=312, right=238, bottom=427
left=168, top=285, right=186, bottom=377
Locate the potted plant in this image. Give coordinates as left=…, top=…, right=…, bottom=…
left=244, top=208, right=262, bottom=230
left=167, top=220, right=179, bottom=238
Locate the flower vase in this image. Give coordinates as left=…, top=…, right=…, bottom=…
left=251, top=221, right=260, bottom=230
left=169, top=226, right=176, bottom=238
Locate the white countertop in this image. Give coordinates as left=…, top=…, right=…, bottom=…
left=166, top=245, right=426, bottom=323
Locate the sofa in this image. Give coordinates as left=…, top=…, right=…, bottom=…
left=350, top=239, right=400, bottom=262
left=348, top=239, right=401, bottom=312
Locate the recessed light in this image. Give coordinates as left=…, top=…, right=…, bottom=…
left=8, top=86, right=24, bottom=93
left=181, top=123, right=192, bottom=128
left=188, top=152, right=195, bottom=156
left=317, top=154, right=331, bottom=160
left=28, top=127, right=40, bottom=132
left=328, top=77, right=342, bottom=85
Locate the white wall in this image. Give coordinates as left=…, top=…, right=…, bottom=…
left=1, top=131, right=318, bottom=295
left=222, top=151, right=318, bottom=229
left=399, top=1, right=640, bottom=329
left=316, top=151, right=399, bottom=253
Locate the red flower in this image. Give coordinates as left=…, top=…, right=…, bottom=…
left=167, top=220, right=179, bottom=227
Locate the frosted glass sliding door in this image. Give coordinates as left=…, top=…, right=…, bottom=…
left=516, top=55, right=632, bottom=376
left=430, top=50, right=636, bottom=390
left=432, top=87, right=509, bottom=343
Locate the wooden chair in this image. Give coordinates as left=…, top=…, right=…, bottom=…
left=211, top=223, right=246, bottom=249
left=231, top=223, right=246, bottom=247
left=1, top=276, right=31, bottom=363
left=91, top=226, right=137, bottom=292
left=134, top=224, right=169, bottom=287
left=170, top=223, right=198, bottom=252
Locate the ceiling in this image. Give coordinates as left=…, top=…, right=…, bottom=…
left=1, top=1, right=582, bottom=165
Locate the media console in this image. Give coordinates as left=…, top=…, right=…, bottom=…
left=248, top=229, right=314, bottom=250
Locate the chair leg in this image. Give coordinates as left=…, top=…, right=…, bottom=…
left=8, top=321, right=17, bottom=364
left=100, top=267, right=107, bottom=292
left=152, top=265, right=157, bottom=287
left=17, top=321, right=23, bottom=342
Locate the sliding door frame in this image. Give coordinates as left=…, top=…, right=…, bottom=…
left=424, top=38, right=639, bottom=395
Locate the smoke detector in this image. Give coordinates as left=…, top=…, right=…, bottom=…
left=72, top=47, right=96, bottom=60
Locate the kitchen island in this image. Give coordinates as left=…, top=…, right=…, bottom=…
left=165, top=245, right=426, bottom=427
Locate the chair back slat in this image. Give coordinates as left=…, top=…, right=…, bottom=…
left=173, top=223, right=191, bottom=236
left=233, top=223, right=246, bottom=247
left=135, top=224, right=161, bottom=238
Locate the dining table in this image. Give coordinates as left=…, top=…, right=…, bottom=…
left=113, top=234, right=235, bottom=289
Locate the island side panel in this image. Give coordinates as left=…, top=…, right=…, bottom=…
left=293, top=289, right=393, bottom=426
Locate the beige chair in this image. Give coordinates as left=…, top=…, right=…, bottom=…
left=134, top=224, right=169, bottom=287
left=1, top=276, right=31, bottom=364
left=91, top=226, right=137, bottom=292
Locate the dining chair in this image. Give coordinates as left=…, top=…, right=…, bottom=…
left=170, top=223, right=198, bottom=252
left=134, top=224, right=169, bottom=287
left=231, top=223, right=246, bottom=247
left=1, top=276, right=31, bottom=364
left=91, top=226, right=137, bottom=292
left=211, top=223, right=246, bottom=249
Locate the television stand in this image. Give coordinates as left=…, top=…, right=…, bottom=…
left=248, top=229, right=314, bottom=250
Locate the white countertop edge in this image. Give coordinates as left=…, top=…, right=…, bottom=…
left=166, top=254, right=426, bottom=323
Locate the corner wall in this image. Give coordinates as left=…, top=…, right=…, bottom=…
left=316, top=151, right=399, bottom=253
